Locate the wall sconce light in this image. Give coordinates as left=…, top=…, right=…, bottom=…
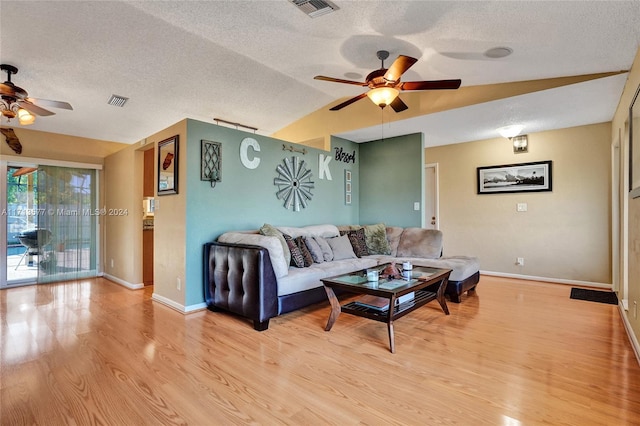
left=512, top=135, right=528, bottom=153
left=497, top=125, right=527, bottom=153
left=366, top=86, right=399, bottom=108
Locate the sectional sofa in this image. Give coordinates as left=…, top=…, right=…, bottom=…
left=204, top=224, right=479, bottom=330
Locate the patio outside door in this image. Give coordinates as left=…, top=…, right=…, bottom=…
left=2, top=164, right=98, bottom=287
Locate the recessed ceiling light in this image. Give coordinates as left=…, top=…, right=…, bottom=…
left=484, top=47, right=513, bottom=59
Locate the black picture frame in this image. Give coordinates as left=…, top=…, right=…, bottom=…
left=157, top=135, right=178, bottom=195
left=477, top=160, right=552, bottom=194
left=629, top=83, right=640, bottom=198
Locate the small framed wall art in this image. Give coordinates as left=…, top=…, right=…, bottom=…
left=345, top=169, right=352, bottom=205
left=158, top=135, right=178, bottom=195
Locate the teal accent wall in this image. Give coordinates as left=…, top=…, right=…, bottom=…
left=358, top=133, right=423, bottom=228
left=184, top=120, right=360, bottom=306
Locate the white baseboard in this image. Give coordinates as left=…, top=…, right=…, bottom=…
left=151, top=293, right=207, bottom=314
left=102, top=274, right=144, bottom=290
left=618, top=303, right=640, bottom=366
left=481, top=270, right=611, bottom=289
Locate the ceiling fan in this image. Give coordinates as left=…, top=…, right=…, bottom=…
left=0, top=64, right=73, bottom=125
left=314, top=50, right=461, bottom=112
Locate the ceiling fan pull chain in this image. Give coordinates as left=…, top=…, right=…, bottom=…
left=381, top=107, right=384, bottom=142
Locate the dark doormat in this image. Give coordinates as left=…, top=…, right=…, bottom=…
left=570, top=288, right=618, bottom=305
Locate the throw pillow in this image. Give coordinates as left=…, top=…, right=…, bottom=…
left=327, top=235, right=357, bottom=260
left=340, top=228, right=369, bottom=257
left=396, top=228, right=443, bottom=259
left=304, top=236, right=324, bottom=263
left=363, top=223, right=391, bottom=255
left=314, top=236, right=334, bottom=261
left=295, top=236, right=314, bottom=267
left=260, top=223, right=291, bottom=266
left=283, top=234, right=305, bottom=268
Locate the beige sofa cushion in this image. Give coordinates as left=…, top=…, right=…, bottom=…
left=276, top=224, right=340, bottom=239
left=396, top=228, right=443, bottom=259
left=385, top=226, right=404, bottom=257
left=303, top=224, right=340, bottom=238
left=218, top=232, right=289, bottom=278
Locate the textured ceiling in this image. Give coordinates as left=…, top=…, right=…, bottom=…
left=1, top=1, right=639, bottom=145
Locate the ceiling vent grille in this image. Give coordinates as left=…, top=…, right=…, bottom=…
left=291, top=0, right=338, bottom=18
left=107, top=94, right=129, bottom=107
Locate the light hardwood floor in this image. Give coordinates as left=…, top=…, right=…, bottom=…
left=1, top=276, right=639, bottom=425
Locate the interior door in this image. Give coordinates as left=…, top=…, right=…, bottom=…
left=424, top=163, right=438, bottom=230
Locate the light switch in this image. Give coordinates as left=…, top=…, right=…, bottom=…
left=516, top=203, right=527, bottom=212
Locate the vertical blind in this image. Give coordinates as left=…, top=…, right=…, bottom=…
left=37, top=166, right=97, bottom=283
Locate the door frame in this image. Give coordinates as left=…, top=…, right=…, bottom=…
left=424, top=163, right=440, bottom=230
left=1, top=155, right=102, bottom=289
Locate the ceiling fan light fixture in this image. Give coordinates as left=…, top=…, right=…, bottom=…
left=367, top=87, right=399, bottom=108
left=17, top=108, right=35, bottom=125
left=0, top=99, right=16, bottom=119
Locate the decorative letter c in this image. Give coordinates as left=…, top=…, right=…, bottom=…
left=240, top=137, right=261, bottom=169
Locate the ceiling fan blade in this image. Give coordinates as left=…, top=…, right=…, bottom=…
left=0, top=82, right=17, bottom=95
left=17, top=99, right=55, bottom=116
left=400, top=79, right=462, bottom=91
left=27, top=97, right=73, bottom=110
left=389, top=97, right=408, bottom=113
left=329, top=93, right=368, bottom=111
left=384, top=55, right=418, bottom=82
left=314, top=75, right=367, bottom=86
left=12, top=167, right=38, bottom=177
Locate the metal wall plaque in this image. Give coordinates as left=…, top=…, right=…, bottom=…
left=201, top=140, right=222, bottom=185
left=274, top=156, right=314, bottom=211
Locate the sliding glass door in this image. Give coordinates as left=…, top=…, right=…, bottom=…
left=2, top=162, right=99, bottom=287
left=36, top=166, right=97, bottom=283
left=4, top=164, right=39, bottom=284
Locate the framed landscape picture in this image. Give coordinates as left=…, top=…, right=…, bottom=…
left=477, top=160, right=552, bottom=194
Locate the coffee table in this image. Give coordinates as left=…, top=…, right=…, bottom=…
left=321, top=264, right=452, bottom=353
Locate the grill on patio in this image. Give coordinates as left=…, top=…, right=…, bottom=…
left=15, top=229, right=52, bottom=270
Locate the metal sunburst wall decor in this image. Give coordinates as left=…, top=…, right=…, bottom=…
left=274, top=156, right=315, bottom=211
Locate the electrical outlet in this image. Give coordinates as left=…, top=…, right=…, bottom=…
left=413, top=202, right=420, bottom=211
left=110, top=258, right=114, bottom=268
left=177, top=277, right=181, bottom=290
left=516, top=257, right=524, bottom=266
left=516, top=203, right=528, bottom=212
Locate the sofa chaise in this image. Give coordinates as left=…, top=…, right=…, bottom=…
left=204, top=224, right=479, bottom=330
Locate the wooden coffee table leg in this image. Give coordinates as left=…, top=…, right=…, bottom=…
left=436, top=278, right=450, bottom=315
left=387, top=321, right=395, bottom=353
left=323, top=286, right=341, bottom=331
left=387, top=295, right=396, bottom=353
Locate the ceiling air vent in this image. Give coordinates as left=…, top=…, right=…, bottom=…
left=107, top=94, right=129, bottom=107
left=291, top=0, right=339, bottom=18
